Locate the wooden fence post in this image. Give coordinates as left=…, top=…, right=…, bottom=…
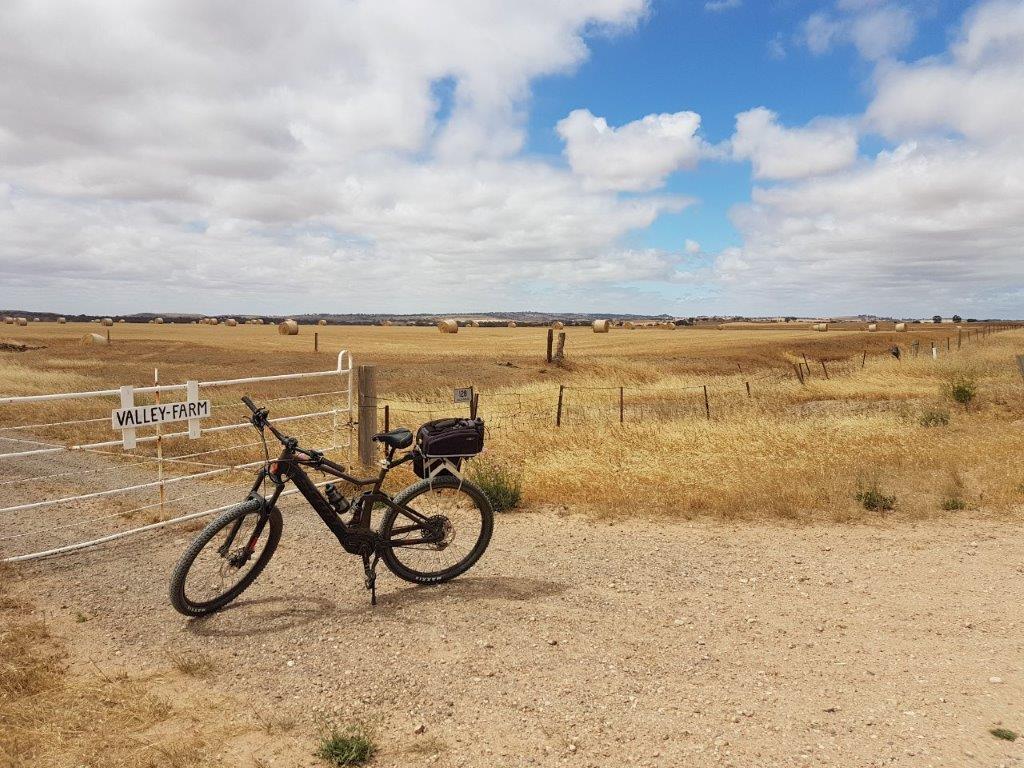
left=383, top=404, right=390, bottom=432
left=1016, top=355, right=1024, bottom=381
left=556, top=385, right=564, bottom=427
left=546, top=329, right=553, bottom=363
left=619, top=387, right=624, bottom=424
left=861, top=350, right=867, bottom=368
left=793, top=362, right=805, bottom=385
left=820, top=360, right=829, bottom=380
left=745, top=381, right=751, bottom=398
left=314, top=331, right=319, bottom=352
left=106, top=329, right=111, bottom=343
left=553, top=332, right=566, bottom=364
left=471, top=392, right=480, bottom=420
left=703, top=385, right=711, bottom=420
left=958, top=329, right=962, bottom=350
left=357, top=365, right=377, bottom=466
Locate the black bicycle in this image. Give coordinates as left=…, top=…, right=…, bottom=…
left=168, top=396, right=493, bottom=616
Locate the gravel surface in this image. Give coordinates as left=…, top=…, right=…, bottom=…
left=10, top=501, right=1024, bottom=767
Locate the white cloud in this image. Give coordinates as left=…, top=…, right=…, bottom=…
left=705, top=0, right=742, bottom=12
left=556, top=109, right=705, bottom=191
left=685, top=239, right=702, bottom=254
left=711, top=0, right=1024, bottom=316
left=802, top=3, right=916, bottom=61
left=0, top=0, right=713, bottom=314
left=730, top=108, right=859, bottom=180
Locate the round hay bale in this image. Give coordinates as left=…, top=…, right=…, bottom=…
left=15, top=317, right=28, bottom=326
left=2, top=316, right=12, bottom=324
left=813, top=323, right=828, bottom=332
left=437, top=319, right=459, bottom=334
left=716, top=324, right=725, bottom=330
left=57, top=317, right=66, bottom=324
left=660, top=322, right=676, bottom=330
left=153, top=317, right=164, bottom=324
left=592, top=319, right=611, bottom=333
left=278, top=319, right=299, bottom=335
left=225, top=318, right=238, bottom=327
left=117, top=318, right=126, bottom=324
left=867, top=323, right=877, bottom=332
left=32, top=317, right=40, bottom=322
left=894, top=322, right=907, bottom=332
left=317, top=319, right=327, bottom=326
left=468, top=320, right=480, bottom=328
left=507, top=321, right=517, bottom=328
left=82, top=332, right=107, bottom=345
left=550, top=321, right=564, bottom=330
left=100, top=318, right=114, bottom=326
left=624, top=321, right=636, bottom=330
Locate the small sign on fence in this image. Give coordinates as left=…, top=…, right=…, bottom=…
left=453, top=386, right=473, bottom=404
left=111, top=400, right=210, bottom=430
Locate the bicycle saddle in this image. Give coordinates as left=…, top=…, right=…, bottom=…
left=373, top=427, right=413, bottom=449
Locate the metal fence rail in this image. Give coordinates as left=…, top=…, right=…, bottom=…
left=1, top=351, right=353, bottom=563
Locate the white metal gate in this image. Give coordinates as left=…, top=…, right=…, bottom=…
left=0, top=350, right=353, bottom=562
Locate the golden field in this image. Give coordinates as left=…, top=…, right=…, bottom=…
left=1, top=320, right=1022, bottom=521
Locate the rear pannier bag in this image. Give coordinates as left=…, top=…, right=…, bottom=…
left=413, top=417, right=485, bottom=478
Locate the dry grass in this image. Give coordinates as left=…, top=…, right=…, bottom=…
left=1, top=321, right=1021, bottom=521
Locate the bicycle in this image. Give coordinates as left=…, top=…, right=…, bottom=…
left=168, top=396, right=493, bottom=616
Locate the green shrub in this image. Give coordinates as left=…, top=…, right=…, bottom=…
left=941, top=496, right=967, bottom=511
left=316, top=724, right=375, bottom=766
left=855, top=484, right=896, bottom=512
left=990, top=727, right=1018, bottom=742
left=919, top=408, right=949, bottom=427
left=948, top=375, right=977, bottom=405
left=468, top=458, right=523, bottom=512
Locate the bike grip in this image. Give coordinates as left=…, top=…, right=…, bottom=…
left=241, top=396, right=257, bottom=413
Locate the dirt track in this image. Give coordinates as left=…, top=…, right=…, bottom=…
left=10, top=502, right=1024, bottom=767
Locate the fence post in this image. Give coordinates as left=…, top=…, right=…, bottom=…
left=619, top=387, right=624, bottom=424
left=793, top=362, right=805, bottom=385
left=553, top=332, right=566, bottom=364
left=556, top=385, right=564, bottom=427
left=703, top=385, right=711, bottom=420
left=1016, top=355, right=1024, bottom=381
left=861, top=350, right=867, bottom=368
left=745, top=381, right=751, bottom=398
left=546, top=329, right=553, bottom=363
left=357, top=364, right=377, bottom=466
left=106, top=329, right=111, bottom=343
left=154, top=368, right=164, bottom=517
left=958, top=329, right=962, bottom=350
left=820, top=360, right=829, bottom=380
left=802, top=353, right=810, bottom=372
left=314, top=331, right=319, bottom=352
left=383, top=404, right=389, bottom=433
left=471, top=392, right=480, bottom=420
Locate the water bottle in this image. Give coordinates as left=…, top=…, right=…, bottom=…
left=324, top=483, right=350, bottom=514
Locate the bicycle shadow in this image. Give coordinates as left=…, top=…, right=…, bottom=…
left=184, top=594, right=336, bottom=637
left=378, top=574, right=567, bottom=609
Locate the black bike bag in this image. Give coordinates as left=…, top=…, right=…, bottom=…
left=413, top=417, right=485, bottom=478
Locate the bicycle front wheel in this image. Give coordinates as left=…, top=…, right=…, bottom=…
left=380, top=475, right=493, bottom=585
left=169, top=499, right=282, bottom=617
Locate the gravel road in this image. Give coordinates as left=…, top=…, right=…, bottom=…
left=10, top=497, right=1024, bottom=768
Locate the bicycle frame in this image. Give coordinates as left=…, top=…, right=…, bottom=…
left=238, top=441, right=443, bottom=559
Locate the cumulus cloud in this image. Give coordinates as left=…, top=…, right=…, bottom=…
left=705, top=0, right=742, bottom=12
left=730, top=108, right=859, bottom=180
left=1, top=0, right=700, bottom=313
left=556, top=109, right=706, bottom=192
left=712, top=0, right=1024, bottom=316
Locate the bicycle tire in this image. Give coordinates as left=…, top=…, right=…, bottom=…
left=380, top=475, right=493, bottom=585
left=169, top=499, right=282, bottom=617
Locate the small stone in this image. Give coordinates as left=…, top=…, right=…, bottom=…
left=547, top=639, right=558, bottom=646
left=989, top=676, right=1003, bottom=684
left=414, top=724, right=426, bottom=734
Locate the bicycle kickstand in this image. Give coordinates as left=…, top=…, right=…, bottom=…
left=361, top=552, right=380, bottom=606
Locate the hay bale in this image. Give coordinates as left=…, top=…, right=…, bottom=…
left=100, top=318, right=114, bottom=326
left=57, top=317, right=66, bottom=324
left=278, top=319, right=299, bottom=335
left=660, top=322, right=676, bottom=330
left=624, top=321, right=636, bottom=330
left=2, top=316, right=12, bottom=324
left=15, top=317, right=28, bottom=326
left=225, top=318, right=238, bottom=327
left=593, top=319, right=611, bottom=333
left=469, top=320, right=480, bottom=328
left=82, top=333, right=107, bottom=345
left=507, top=321, right=517, bottom=328
left=437, top=319, right=459, bottom=334
left=894, top=322, right=907, bottom=332
left=867, top=323, right=877, bottom=332
left=551, top=321, right=564, bottom=330
left=317, top=319, right=327, bottom=326
left=153, top=317, right=164, bottom=324
left=32, top=317, right=40, bottom=322
left=813, top=323, right=828, bottom=332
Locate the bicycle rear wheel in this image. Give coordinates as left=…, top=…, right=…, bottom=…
left=169, top=499, right=282, bottom=617
left=380, top=475, right=493, bottom=585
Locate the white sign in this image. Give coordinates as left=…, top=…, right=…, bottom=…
left=112, top=400, right=211, bottom=430
left=453, top=387, right=473, bottom=404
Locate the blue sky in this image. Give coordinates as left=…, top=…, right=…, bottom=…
left=1, top=0, right=1021, bottom=317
